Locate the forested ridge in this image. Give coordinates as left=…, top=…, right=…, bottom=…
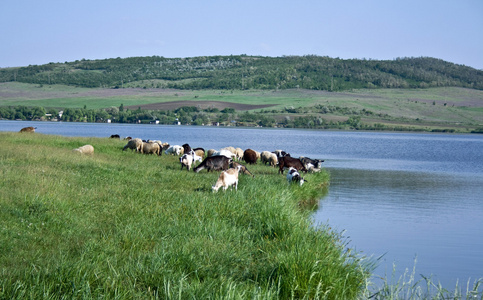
left=1, top=55, right=482, bottom=91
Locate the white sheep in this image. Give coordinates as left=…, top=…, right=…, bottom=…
left=142, top=142, right=161, bottom=155
left=193, top=148, right=205, bottom=158
left=255, top=150, right=261, bottom=161
left=215, top=149, right=236, bottom=159
left=235, top=147, right=244, bottom=160
left=73, top=144, right=94, bottom=155
left=260, top=151, right=273, bottom=165
left=221, top=146, right=236, bottom=155
left=123, top=138, right=143, bottom=152
left=148, top=140, right=163, bottom=147
left=268, top=153, right=278, bottom=167
left=165, top=145, right=182, bottom=155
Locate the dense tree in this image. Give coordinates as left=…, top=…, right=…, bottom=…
left=0, top=56, right=481, bottom=91
left=0, top=103, right=467, bottom=132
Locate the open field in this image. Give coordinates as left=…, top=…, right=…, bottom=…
left=126, top=100, right=276, bottom=111
left=1, top=82, right=482, bottom=131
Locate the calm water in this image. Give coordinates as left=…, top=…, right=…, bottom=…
left=2, top=120, right=483, bottom=289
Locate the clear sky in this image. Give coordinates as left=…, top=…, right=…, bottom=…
left=1, top=0, right=482, bottom=69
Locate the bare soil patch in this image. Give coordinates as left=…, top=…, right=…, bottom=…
left=125, top=100, right=276, bottom=111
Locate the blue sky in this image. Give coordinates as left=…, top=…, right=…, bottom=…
left=1, top=0, right=482, bottom=69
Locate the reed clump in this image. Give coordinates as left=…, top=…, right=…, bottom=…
left=0, top=132, right=370, bottom=299
left=362, top=259, right=483, bottom=299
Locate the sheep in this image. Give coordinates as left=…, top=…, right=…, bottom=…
left=243, top=149, right=258, bottom=165
left=123, top=138, right=143, bottom=152
left=149, top=140, right=165, bottom=153
left=215, top=149, right=236, bottom=159
left=148, top=139, right=162, bottom=146
left=212, top=165, right=242, bottom=192
left=165, top=145, right=182, bottom=155
left=19, top=126, right=36, bottom=133
left=193, top=147, right=205, bottom=158
left=261, top=151, right=274, bottom=165
left=286, top=167, right=306, bottom=186
left=73, top=144, right=94, bottom=155
left=255, top=151, right=261, bottom=161
left=221, top=146, right=236, bottom=155
left=259, top=151, right=278, bottom=167
left=235, top=147, right=244, bottom=160
left=207, top=149, right=217, bottom=157
left=268, top=153, right=278, bottom=167
left=109, top=134, right=120, bottom=139
left=206, top=148, right=235, bottom=159
left=142, top=142, right=161, bottom=155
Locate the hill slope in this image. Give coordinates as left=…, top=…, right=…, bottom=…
left=1, top=55, right=482, bottom=91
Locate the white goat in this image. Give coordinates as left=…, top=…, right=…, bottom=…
left=212, top=165, right=242, bottom=192
left=180, top=151, right=203, bottom=171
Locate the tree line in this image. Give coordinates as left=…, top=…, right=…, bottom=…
left=1, top=55, right=481, bottom=91
left=2, top=104, right=417, bottom=131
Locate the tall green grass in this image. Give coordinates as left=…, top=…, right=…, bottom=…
left=0, top=132, right=370, bottom=299
left=362, top=259, right=483, bottom=299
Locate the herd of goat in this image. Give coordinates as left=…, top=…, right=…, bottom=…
left=19, top=127, right=325, bottom=191
left=116, top=134, right=325, bottom=192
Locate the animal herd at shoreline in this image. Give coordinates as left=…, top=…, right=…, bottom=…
left=115, top=133, right=325, bottom=191
left=19, top=126, right=325, bottom=191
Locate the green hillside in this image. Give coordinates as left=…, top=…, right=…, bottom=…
left=1, top=55, right=482, bottom=91
left=1, top=55, right=482, bottom=133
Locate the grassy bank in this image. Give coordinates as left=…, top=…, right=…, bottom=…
left=0, top=132, right=371, bottom=299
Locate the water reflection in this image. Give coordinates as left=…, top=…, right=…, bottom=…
left=314, top=168, right=483, bottom=288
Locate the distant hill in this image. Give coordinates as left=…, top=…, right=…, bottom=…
left=0, top=55, right=482, bottom=91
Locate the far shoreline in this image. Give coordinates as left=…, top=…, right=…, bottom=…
left=2, top=118, right=481, bottom=135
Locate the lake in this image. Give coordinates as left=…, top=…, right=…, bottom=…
left=2, top=120, right=483, bottom=290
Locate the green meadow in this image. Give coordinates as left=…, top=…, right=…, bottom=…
left=0, top=132, right=374, bottom=299
left=1, top=83, right=482, bottom=132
